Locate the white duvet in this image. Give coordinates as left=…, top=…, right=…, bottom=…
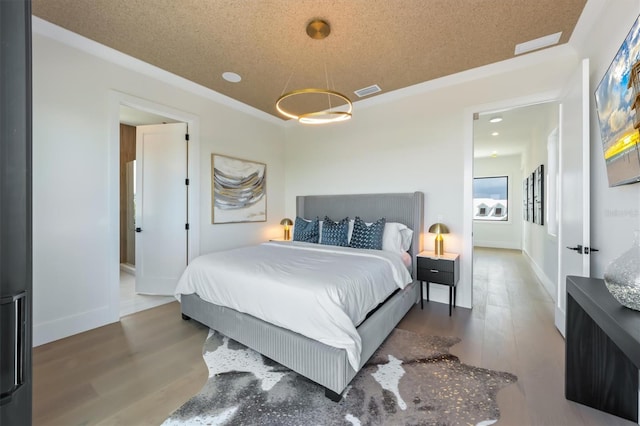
left=174, top=241, right=413, bottom=370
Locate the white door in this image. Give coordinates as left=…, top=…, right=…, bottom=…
left=555, top=58, right=590, bottom=336
left=135, top=123, right=188, bottom=295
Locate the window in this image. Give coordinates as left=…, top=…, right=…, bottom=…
left=473, top=176, right=508, bottom=221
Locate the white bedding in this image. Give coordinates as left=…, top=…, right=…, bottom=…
left=174, top=241, right=413, bottom=370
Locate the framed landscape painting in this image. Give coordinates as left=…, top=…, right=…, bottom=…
left=211, top=154, right=266, bottom=224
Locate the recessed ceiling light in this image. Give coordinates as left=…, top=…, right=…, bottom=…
left=489, top=116, right=503, bottom=123
left=514, top=32, right=562, bottom=55
left=492, top=132, right=499, bottom=136
left=222, top=72, right=242, bottom=83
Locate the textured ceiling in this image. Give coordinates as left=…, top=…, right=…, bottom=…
left=32, top=0, right=587, bottom=121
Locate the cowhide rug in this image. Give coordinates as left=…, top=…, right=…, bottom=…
left=163, top=328, right=517, bottom=425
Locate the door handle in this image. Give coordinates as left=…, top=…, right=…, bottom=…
left=566, top=245, right=599, bottom=255
left=135, top=227, right=142, bottom=233
left=0, top=292, right=26, bottom=406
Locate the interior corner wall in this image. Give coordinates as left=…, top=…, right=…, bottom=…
left=284, top=51, right=578, bottom=310
left=521, top=105, right=559, bottom=300
left=578, top=0, right=640, bottom=277
left=32, top=32, right=286, bottom=346
left=473, top=155, right=523, bottom=250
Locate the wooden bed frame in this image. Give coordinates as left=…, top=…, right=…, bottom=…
left=180, top=192, right=424, bottom=400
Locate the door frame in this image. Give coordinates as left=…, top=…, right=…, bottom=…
left=463, top=89, right=564, bottom=309
left=555, top=58, right=591, bottom=336
left=107, top=91, right=200, bottom=322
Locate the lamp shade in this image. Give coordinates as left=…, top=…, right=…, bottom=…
left=280, top=218, right=293, bottom=226
left=428, top=223, right=449, bottom=234
left=280, top=218, right=293, bottom=240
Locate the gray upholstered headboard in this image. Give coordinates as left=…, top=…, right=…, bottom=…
left=296, top=192, right=424, bottom=279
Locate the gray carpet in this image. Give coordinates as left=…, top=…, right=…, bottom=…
left=163, top=328, right=517, bottom=425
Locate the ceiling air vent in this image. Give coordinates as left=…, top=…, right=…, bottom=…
left=354, top=84, right=382, bottom=98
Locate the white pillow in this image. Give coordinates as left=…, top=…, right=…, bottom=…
left=383, top=222, right=413, bottom=253
left=347, top=220, right=413, bottom=253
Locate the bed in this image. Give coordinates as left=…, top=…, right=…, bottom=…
left=179, top=192, right=424, bottom=400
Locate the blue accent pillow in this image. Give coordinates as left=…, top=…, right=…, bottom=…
left=320, top=216, right=349, bottom=247
left=349, top=216, right=386, bottom=250
left=293, top=216, right=319, bottom=243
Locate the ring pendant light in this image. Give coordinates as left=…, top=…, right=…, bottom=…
left=275, top=19, right=353, bottom=125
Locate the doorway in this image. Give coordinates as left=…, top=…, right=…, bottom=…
left=118, top=106, right=186, bottom=317
left=108, top=92, right=200, bottom=323
left=472, top=102, right=560, bottom=310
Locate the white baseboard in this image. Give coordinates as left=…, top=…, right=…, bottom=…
left=473, top=240, right=521, bottom=250
left=522, top=249, right=557, bottom=303
left=554, top=305, right=566, bottom=338
left=33, top=305, right=116, bottom=347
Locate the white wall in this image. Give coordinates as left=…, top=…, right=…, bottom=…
left=284, top=50, right=579, bottom=309
left=32, top=26, right=286, bottom=345
left=521, top=106, right=559, bottom=300
left=473, top=155, right=523, bottom=250
left=576, top=0, right=640, bottom=277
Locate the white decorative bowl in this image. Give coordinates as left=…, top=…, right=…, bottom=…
left=604, top=230, right=640, bottom=312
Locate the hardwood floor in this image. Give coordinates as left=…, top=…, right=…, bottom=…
left=33, top=303, right=209, bottom=425
left=33, top=248, right=636, bottom=425
left=401, top=247, right=635, bottom=426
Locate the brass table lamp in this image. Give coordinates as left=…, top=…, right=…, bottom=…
left=280, top=218, right=293, bottom=240
left=428, top=222, right=450, bottom=256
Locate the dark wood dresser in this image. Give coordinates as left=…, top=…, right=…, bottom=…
left=566, top=275, right=640, bottom=423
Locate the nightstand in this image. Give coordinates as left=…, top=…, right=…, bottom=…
left=417, top=251, right=460, bottom=316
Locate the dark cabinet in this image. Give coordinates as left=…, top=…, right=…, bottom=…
left=417, top=252, right=459, bottom=316
left=566, top=275, right=640, bottom=423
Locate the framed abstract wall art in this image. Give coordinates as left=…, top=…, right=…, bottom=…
left=211, top=154, right=266, bottom=224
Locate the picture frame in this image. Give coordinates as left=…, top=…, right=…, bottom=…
left=211, top=154, right=266, bottom=224
left=533, top=164, right=544, bottom=225
left=595, top=14, right=640, bottom=187
left=523, top=177, right=529, bottom=221
left=528, top=173, right=534, bottom=222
